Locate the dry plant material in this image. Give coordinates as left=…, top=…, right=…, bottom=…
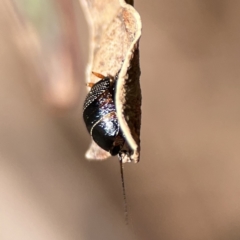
left=80, top=0, right=142, bottom=163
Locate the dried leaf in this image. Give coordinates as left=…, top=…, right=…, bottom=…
left=80, top=0, right=142, bottom=163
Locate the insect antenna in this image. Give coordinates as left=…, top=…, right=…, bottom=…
left=119, top=159, right=128, bottom=224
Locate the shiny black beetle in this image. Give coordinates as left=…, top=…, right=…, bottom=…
left=83, top=72, right=125, bottom=156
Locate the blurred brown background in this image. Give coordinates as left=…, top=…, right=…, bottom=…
left=1, top=0, right=240, bottom=239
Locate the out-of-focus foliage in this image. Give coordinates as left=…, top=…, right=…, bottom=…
left=16, top=0, right=59, bottom=41
left=11, top=0, right=83, bottom=109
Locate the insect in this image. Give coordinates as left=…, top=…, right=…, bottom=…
left=83, top=72, right=126, bottom=158
left=83, top=71, right=131, bottom=223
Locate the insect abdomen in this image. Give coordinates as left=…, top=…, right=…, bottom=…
left=91, top=112, right=120, bottom=155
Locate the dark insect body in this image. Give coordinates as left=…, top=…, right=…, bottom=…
left=83, top=72, right=129, bottom=223
left=83, top=74, right=125, bottom=156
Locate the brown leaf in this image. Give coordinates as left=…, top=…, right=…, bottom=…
left=80, top=0, right=142, bottom=163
